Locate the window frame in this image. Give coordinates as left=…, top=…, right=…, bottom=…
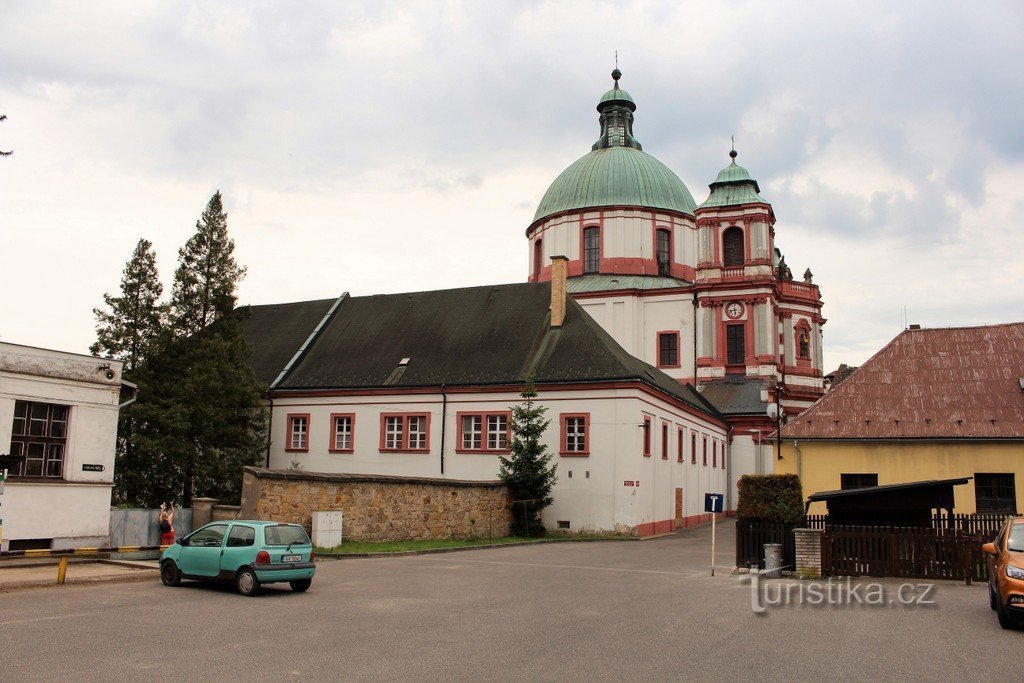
left=378, top=413, right=431, bottom=453
left=691, top=432, right=697, bottom=464
left=660, top=421, right=669, bottom=460
left=712, top=440, right=717, bottom=468
left=722, top=226, right=745, bottom=267
left=655, top=228, right=672, bottom=276
left=703, top=436, right=708, bottom=466
left=8, top=400, right=70, bottom=479
left=677, top=427, right=684, bottom=462
left=560, top=413, right=590, bottom=456
left=657, top=331, right=681, bottom=368
left=975, top=473, right=1017, bottom=514
left=726, top=323, right=745, bottom=366
left=642, top=416, right=652, bottom=457
left=285, top=413, right=311, bottom=453
left=328, top=413, right=355, bottom=453
left=840, top=473, right=879, bottom=490
left=583, top=226, right=601, bottom=274
left=456, top=411, right=512, bottom=454
left=534, top=239, right=543, bottom=278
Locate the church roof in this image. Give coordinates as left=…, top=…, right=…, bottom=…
left=697, top=150, right=768, bottom=210
left=565, top=274, right=691, bottom=294
left=698, top=376, right=770, bottom=416
left=781, top=323, right=1024, bottom=440
left=238, top=283, right=723, bottom=421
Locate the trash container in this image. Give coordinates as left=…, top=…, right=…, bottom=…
left=763, top=543, right=783, bottom=578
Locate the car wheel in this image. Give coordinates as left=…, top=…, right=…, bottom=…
left=236, top=568, right=261, bottom=597
left=990, top=584, right=998, bottom=611
left=160, top=560, right=181, bottom=587
left=289, top=579, right=312, bottom=592
left=996, top=595, right=1017, bottom=629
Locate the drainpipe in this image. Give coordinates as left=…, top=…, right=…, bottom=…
left=118, top=380, right=139, bottom=409
left=691, top=292, right=698, bottom=381
left=793, top=439, right=803, bottom=481
left=439, top=385, right=447, bottom=476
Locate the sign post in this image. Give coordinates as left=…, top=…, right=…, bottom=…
left=704, top=492, right=724, bottom=576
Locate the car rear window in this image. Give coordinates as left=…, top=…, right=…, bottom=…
left=264, top=525, right=311, bottom=546
left=1008, top=524, right=1024, bottom=552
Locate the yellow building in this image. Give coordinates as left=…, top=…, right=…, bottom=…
left=777, top=323, right=1024, bottom=515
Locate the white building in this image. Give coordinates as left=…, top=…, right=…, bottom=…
left=0, top=342, right=131, bottom=551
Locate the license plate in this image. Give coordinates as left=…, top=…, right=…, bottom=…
left=281, top=554, right=301, bottom=563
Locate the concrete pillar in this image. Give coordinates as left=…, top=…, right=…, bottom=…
left=191, top=497, right=217, bottom=528
left=794, top=528, right=822, bottom=579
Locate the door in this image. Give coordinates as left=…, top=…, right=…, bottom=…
left=221, top=524, right=257, bottom=574
left=180, top=523, right=229, bottom=577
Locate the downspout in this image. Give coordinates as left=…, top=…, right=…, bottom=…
left=118, top=380, right=139, bottom=409
left=793, top=439, right=803, bottom=482
left=440, top=384, right=447, bottom=476
left=691, top=292, right=698, bottom=380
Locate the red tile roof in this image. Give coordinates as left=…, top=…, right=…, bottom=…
left=781, top=322, right=1024, bottom=439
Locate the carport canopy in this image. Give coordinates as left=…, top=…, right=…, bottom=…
left=807, top=477, right=971, bottom=527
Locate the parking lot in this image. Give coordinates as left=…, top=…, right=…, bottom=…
left=0, top=520, right=1018, bottom=681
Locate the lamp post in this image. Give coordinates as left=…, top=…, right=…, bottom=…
left=766, top=402, right=783, bottom=463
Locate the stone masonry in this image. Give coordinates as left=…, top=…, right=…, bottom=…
left=239, top=467, right=511, bottom=543
left=794, top=527, right=822, bottom=579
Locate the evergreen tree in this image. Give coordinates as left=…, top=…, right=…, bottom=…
left=90, top=238, right=165, bottom=371
left=499, top=382, right=558, bottom=536
left=170, top=190, right=245, bottom=337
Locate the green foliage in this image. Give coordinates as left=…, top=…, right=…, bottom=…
left=736, top=474, right=805, bottom=524
left=498, top=382, right=557, bottom=536
left=104, top=191, right=267, bottom=508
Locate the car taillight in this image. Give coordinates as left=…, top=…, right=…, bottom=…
left=256, top=551, right=271, bottom=565
left=310, top=550, right=315, bottom=562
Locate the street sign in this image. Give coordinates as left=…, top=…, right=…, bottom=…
left=704, top=493, right=724, bottom=513
left=82, top=464, right=105, bottom=472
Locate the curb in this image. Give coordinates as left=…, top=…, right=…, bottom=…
left=317, top=535, right=637, bottom=560
left=0, top=568, right=158, bottom=594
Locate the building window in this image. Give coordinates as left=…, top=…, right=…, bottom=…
left=643, top=416, right=652, bottom=457
left=286, top=414, right=310, bottom=452
left=712, top=440, right=717, bottom=468
left=656, top=228, right=671, bottom=276
left=457, top=412, right=511, bottom=453
left=534, top=239, right=543, bottom=278
left=703, top=436, right=708, bottom=466
left=661, top=423, right=669, bottom=459
left=976, top=473, right=1016, bottom=513
left=380, top=414, right=430, bottom=452
left=328, top=413, right=355, bottom=452
left=691, top=433, right=697, bottom=464
left=561, top=413, right=590, bottom=456
left=723, top=226, right=744, bottom=267
left=658, top=331, right=680, bottom=368
left=9, top=401, right=69, bottom=478
left=677, top=427, right=684, bottom=462
left=583, top=226, right=600, bottom=274
left=841, top=473, right=878, bottom=490
left=726, top=324, right=745, bottom=365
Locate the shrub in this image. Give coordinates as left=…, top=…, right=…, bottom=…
left=736, top=474, right=804, bottom=524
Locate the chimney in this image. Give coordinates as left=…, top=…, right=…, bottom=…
left=549, top=255, right=569, bottom=327
left=908, top=324, right=921, bottom=330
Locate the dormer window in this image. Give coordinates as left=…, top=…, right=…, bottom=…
left=583, top=226, right=600, bottom=274
left=723, top=226, right=744, bottom=267
left=656, top=229, right=671, bottom=276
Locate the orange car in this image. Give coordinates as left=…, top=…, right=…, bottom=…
left=983, top=516, right=1024, bottom=629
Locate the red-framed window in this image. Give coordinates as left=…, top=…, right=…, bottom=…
left=560, top=413, right=590, bottom=456
left=723, top=226, right=744, bottom=267
left=583, top=226, right=600, bottom=274
left=657, top=331, right=680, bottom=368
left=329, top=413, right=355, bottom=453
left=727, top=324, right=745, bottom=365
left=8, top=401, right=70, bottom=478
left=703, top=436, right=708, bottom=466
left=677, top=427, right=684, bottom=462
left=691, top=432, right=697, bottom=464
left=286, top=413, right=310, bottom=452
left=720, top=440, right=726, bottom=469
left=457, top=411, right=512, bottom=453
left=534, top=239, right=543, bottom=277
left=712, top=440, right=717, bottom=468
left=656, top=228, right=672, bottom=276
left=643, top=416, right=652, bottom=457
left=661, top=422, right=669, bottom=459
left=379, top=413, right=430, bottom=453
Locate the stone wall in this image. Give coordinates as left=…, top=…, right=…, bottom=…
left=239, top=467, right=511, bottom=543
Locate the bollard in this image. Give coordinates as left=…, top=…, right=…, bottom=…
left=57, top=555, right=68, bottom=585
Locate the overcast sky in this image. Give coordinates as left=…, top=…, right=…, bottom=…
left=2, top=1, right=1022, bottom=373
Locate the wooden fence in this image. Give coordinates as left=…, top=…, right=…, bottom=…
left=821, top=526, right=983, bottom=583
left=735, top=520, right=797, bottom=570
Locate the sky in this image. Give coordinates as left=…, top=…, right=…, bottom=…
left=2, top=0, right=1023, bottom=373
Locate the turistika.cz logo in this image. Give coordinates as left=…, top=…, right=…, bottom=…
left=741, top=574, right=938, bottom=615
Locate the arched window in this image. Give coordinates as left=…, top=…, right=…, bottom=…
left=723, top=227, right=744, bottom=267
left=533, top=240, right=543, bottom=278
left=583, top=226, right=600, bottom=274
left=656, top=228, right=671, bottom=276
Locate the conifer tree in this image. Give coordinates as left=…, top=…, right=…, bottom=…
left=90, top=238, right=165, bottom=371
left=499, top=382, right=558, bottom=536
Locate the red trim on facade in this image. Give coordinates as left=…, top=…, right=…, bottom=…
left=285, top=413, right=310, bottom=452
left=378, top=412, right=431, bottom=453
left=677, top=426, right=684, bottom=462
left=642, top=416, right=652, bottom=457
left=691, top=432, right=697, bottom=464
left=703, top=435, right=708, bottom=466
left=525, top=204, right=695, bottom=238
left=454, top=410, right=512, bottom=454
left=661, top=420, right=669, bottom=459
left=559, top=412, right=591, bottom=456
left=327, top=412, right=355, bottom=453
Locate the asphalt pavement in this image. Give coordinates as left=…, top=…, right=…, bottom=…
left=0, top=520, right=1018, bottom=681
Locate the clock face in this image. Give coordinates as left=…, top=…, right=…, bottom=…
left=726, top=302, right=743, bottom=319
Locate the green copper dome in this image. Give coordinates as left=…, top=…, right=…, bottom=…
left=534, top=147, right=697, bottom=222
left=697, top=150, right=768, bottom=209
left=533, top=69, right=696, bottom=223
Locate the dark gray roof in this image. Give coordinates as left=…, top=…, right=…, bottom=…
left=808, top=478, right=971, bottom=502
left=698, top=376, right=769, bottom=416
left=242, top=283, right=722, bottom=422
left=236, top=298, right=338, bottom=385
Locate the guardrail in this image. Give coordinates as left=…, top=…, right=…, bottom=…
left=0, top=544, right=170, bottom=585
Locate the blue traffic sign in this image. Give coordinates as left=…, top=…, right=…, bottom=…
left=704, top=493, right=724, bottom=513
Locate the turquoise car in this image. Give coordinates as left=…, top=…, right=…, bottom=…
left=160, top=520, right=316, bottom=596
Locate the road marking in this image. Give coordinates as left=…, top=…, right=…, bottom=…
left=416, top=556, right=721, bottom=576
